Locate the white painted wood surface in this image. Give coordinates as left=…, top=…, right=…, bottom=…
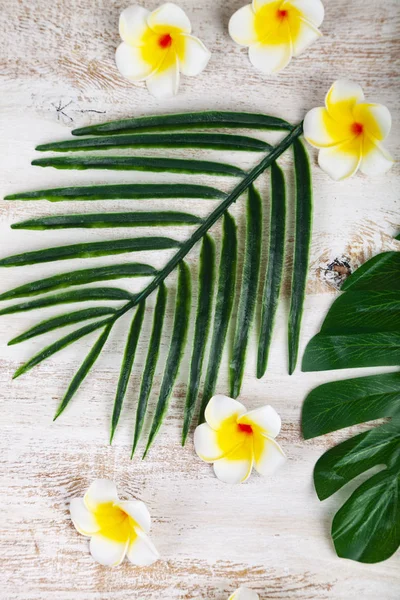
left=0, top=1, right=399, bottom=598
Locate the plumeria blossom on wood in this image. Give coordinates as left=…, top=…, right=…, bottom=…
left=70, top=479, right=159, bottom=567
left=116, top=3, right=211, bottom=98
left=304, top=79, right=395, bottom=180
left=194, top=395, right=286, bottom=484
left=229, top=0, right=324, bottom=74
left=229, top=587, right=260, bottom=600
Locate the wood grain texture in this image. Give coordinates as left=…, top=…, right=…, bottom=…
left=0, top=1, right=399, bottom=598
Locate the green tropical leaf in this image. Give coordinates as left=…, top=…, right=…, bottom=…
left=341, top=251, right=400, bottom=292
left=71, top=111, right=292, bottom=136
left=5, top=183, right=225, bottom=202
left=288, top=139, right=312, bottom=374
left=302, top=244, right=400, bottom=564
left=111, top=302, right=145, bottom=443
left=0, top=239, right=178, bottom=267
left=12, top=212, right=203, bottom=230
left=182, top=235, right=215, bottom=444
left=302, top=372, right=400, bottom=563
left=320, top=291, right=400, bottom=334
left=257, top=162, right=286, bottom=377
left=302, top=371, right=400, bottom=440
left=332, top=466, right=400, bottom=564
left=302, top=331, right=400, bottom=371
left=230, top=185, right=262, bottom=398
left=1, top=112, right=312, bottom=460
left=54, top=323, right=113, bottom=419
left=36, top=133, right=272, bottom=153
left=8, top=307, right=116, bottom=345
left=32, top=156, right=245, bottom=177
left=199, top=213, right=237, bottom=422
left=132, top=284, right=167, bottom=456
left=144, top=262, right=191, bottom=455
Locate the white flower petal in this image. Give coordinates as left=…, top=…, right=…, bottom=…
left=115, top=42, right=157, bottom=82
left=178, top=34, right=211, bottom=76
left=318, top=137, right=362, bottom=181
left=353, top=103, right=392, bottom=141
left=303, top=107, right=352, bottom=148
left=205, top=395, right=246, bottom=430
left=360, top=138, right=395, bottom=176
left=70, top=498, right=99, bottom=536
left=119, top=5, right=151, bottom=45
left=291, top=17, right=321, bottom=57
left=325, top=79, right=365, bottom=123
left=229, top=5, right=258, bottom=47
left=148, top=2, right=191, bottom=34
left=283, top=0, right=325, bottom=27
left=254, top=435, right=286, bottom=476
left=89, top=534, right=129, bottom=567
left=116, top=500, right=151, bottom=533
left=229, top=586, right=260, bottom=600
left=127, top=527, right=160, bottom=566
left=194, top=422, right=225, bottom=462
left=213, top=440, right=254, bottom=484
left=239, top=405, right=281, bottom=438
left=249, top=39, right=292, bottom=74
left=146, top=50, right=180, bottom=98
left=84, top=479, right=119, bottom=511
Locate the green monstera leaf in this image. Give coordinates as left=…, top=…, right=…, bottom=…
left=302, top=245, right=400, bottom=563
left=1, top=111, right=312, bottom=456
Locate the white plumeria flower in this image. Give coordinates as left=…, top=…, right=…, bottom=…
left=70, top=479, right=159, bottom=567
left=229, top=0, right=324, bottom=74
left=116, top=3, right=211, bottom=98
left=194, top=395, right=286, bottom=484
left=303, top=79, right=395, bottom=180
left=229, top=586, right=260, bottom=600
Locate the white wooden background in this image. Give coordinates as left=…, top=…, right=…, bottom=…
left=0, top=1, right=399, bottom=598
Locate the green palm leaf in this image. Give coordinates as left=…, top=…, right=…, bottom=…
left=32, top=156, right=246, bottom=177
left=1, top=111, right=313, bottom=455
left=111, top=302, right=145, bottom=443
left=182, top=235, right=215, bottom=443
left=54, top=323, right=113, bottom=419
left=257, top=162, right=286, bottom=377
left=302, top=244, right=400, bottom=564
left=71, top=111, right=292, bottom=135
left=144, top=262, right=191, bottom=456
left=0, top=239, right=178, bottom=267
left=5, top=183, right=225, bottom=202
left=230, top=185, right=262, bottom=398
left=132, top=283, right=167, bottom=456
left=12, top=212, right=203, bottom=230
left=0, top=288, right=133, bottom=316
left=36, top=133, right=272, bottom=153
left=0, top=264, right=155, bottom=300
left=8, top=307, right=116, bottom=345
left=199, top=213, right=237, bottom=422
left=288, top=139, right=312, bottom=374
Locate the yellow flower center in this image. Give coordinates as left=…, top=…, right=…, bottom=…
left=254, top=1, right=301, bottom=46
left=93, top=502, right=137, bottom=543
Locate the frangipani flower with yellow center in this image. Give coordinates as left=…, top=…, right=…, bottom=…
left=116, top=3, right=211, bottom=98
left=194, top=395, right=286, bottom=484
left=70, top=479, right=159, bottom=567
left=229, top=0, right=324, bottom=74
left=303, top=80, right=395, bottom=180
left=229, top=587, right=260, bottom=600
